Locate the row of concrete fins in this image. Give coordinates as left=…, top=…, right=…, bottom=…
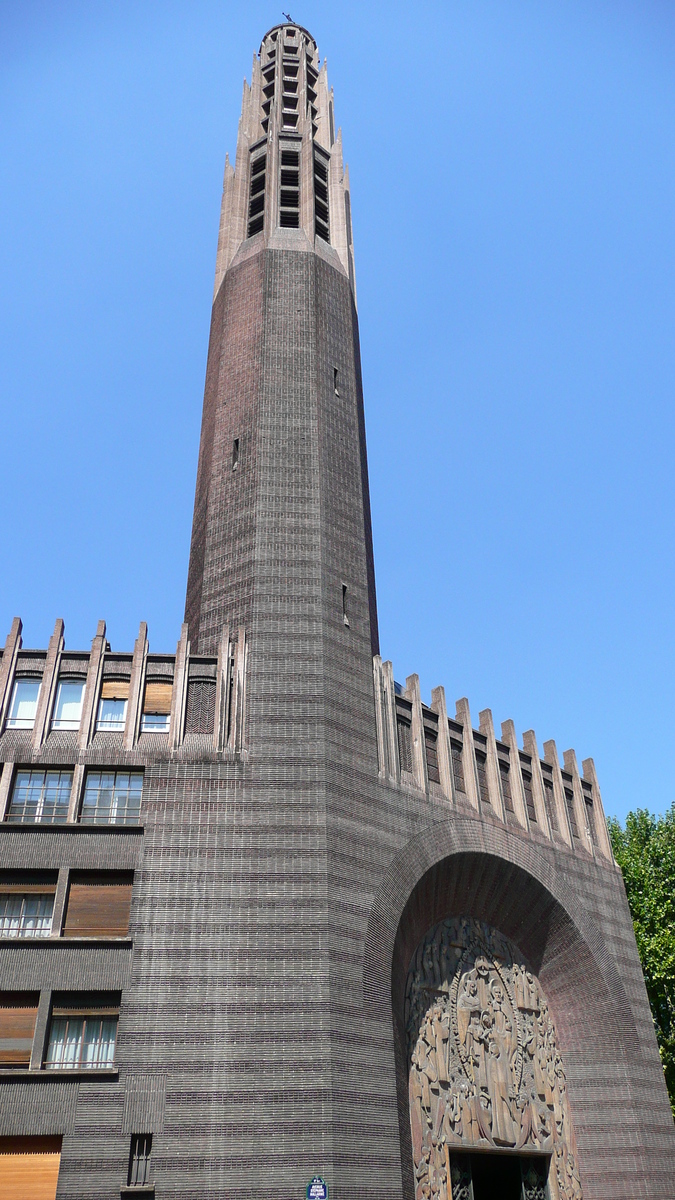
left=0, top=617, right=247, bottom=756
left=372, top=655, right=613, bottom=864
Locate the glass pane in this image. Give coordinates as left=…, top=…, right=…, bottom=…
left=0, top=895, right=23, bottom=936
left=7, top=679, right=40, bottom=728
left=141, top=713, right=170, bottom=732
left=96, top=698, right=127, bottom=731
left=52, top=680, right=84, bottom=730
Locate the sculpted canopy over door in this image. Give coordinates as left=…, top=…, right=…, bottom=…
left=406, top=917, right=583, bottom=1200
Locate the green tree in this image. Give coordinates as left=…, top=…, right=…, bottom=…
left=608, top=804, right=675, bottom=1117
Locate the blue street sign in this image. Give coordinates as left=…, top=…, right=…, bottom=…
left=306, top=1177, right=328, bottom=1200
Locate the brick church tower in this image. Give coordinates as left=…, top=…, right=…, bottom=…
left=0, top=22, right=673, bottom=1200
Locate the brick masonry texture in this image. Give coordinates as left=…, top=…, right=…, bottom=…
left=0, top=24, right=673, bottom=1200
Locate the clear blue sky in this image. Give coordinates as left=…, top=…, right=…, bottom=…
left=2, top=1, right=674, bottom=823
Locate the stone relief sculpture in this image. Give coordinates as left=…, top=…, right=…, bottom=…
left=406, top=917, right=583, bottom=1200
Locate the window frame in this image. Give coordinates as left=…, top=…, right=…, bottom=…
left=79, top=770, right=143, bottom=827
left=50, top=678, right=85, bottom=732
left=5, top=678, right=41, bottom=730
left=6, top=769, right=73, bottom=826
left=0, top=887, right=55, bottom=938
left=45, top=1008, right=118, bottom=1070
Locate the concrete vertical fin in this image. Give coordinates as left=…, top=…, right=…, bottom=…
left=479, top=709, right=507, bottom=822
left=522, top=730, right=553, bottom=841
left=455, top=698, right=480, bottom=812
left=501, top=720, right=529, bottom=832
left=582, top=757, right=613, bottom=861
left=78, top=620, right=107, bottom=750
left=124, top=622, right=148, bottom=751
left=31, top=618, right=64, bottom=750
left=214, top=625, right=231, bottom=752
left=169, top=624, right=190, bottom=751
left=431, top=686, right=454, bottom=802
left=382, top=660, right=398, bottom=783
left=564, top=748, right=595, bottom=858
left=405, top=675, right=427, bottom=793
left=544, top=740, right=574, bottom=849
left=0, top=617, right=22, bottom=731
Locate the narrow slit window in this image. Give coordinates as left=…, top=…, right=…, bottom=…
left=543, top=777, right=559, bottom=831
left=521, top=768, right=537, bottom=824
left=342, top=585, right=349, bottom=627
left=499, top=759, right=514, bottom=812
left=128, top=1134, right=152, bottom=1187
left=475, top=749, right=490, bottom=807
left=232, top=438, right=239, bottom=469
left=564, top=786, right=579, bottom=838
left=333, top=367, right=339, bottom=395
left=424, top=728, right=440, bottom=785
left=450, top=739, right=465, bottom=794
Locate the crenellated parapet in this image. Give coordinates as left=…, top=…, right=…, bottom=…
left=213, top=22, right=356, bottom=297
left=373, top=655, right=614, bottom=865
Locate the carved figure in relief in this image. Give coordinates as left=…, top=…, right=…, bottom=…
left=406, top=916, right=583, bottom=1200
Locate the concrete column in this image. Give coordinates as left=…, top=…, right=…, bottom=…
left=405, top=674, right=427, bottom=793
left=500, top=720, right=529, bottom=831
left=31, top=618, right=64, bottom=750
left=455, top=698, right=480, bottom=813
left=300, top=120, right=315, bottom=240
left=169, top=624, right=190, bottom=751
left=0, top=761, right=14, bottom=822
left=543, top=740, right=574, bottom=849
left=68, top=765, right=85, bottom=825
left=214, top=625, right=231, bottom=753
left=382, top=660, right=398, bottom=784
left=522, top=730, right=553, bottom=839
left=430, top=686, right=454, bottom=802
left=30, top=989, right=52, bottom=1071
left=78, top=620, right=106, bottom=750
left=564, top=748, right=595, bottom=857
left=479, top=709, right=507, bottom=821
left=51, top=868, right=70, bottom=937
left=265, top=111, right=280, bottom=238
left=230, top=628, right=247, bottom=753
left=123, top=622, right=148, bottom=751
left=0, top=617, right=22, bottom=731
left=582, top=757, right=613, bottom=861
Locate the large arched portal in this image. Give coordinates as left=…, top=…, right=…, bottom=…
left=406, top=916, right=583, bottom=1200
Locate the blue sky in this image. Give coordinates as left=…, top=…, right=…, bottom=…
left=1, top=1, right=675, bottom=822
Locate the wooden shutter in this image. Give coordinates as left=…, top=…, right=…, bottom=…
left=63, top=873, right=133, bottom=938
left=0, top=1138, right=62, bottom=1200
left=143, top=682, right=172, bottom=714
left=100, top=680, right=129, bottom=700
left=0, top=993, right=39, bottom=1066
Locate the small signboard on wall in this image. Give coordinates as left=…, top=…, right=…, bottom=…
left=306, top=1177, right=328, bottom=1200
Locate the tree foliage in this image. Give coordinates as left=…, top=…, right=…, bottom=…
left=608, top=805, right=675, bottom=1117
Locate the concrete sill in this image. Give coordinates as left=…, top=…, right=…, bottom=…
left=0, top=937, right=133, bottom=948
left=0, top=1068, right=119, bottom=1081
left=0, top=824, right=143, bottom=835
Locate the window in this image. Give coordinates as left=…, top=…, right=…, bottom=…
left=80, top=771, right=142, bottom=826
left=63, top=872, right=133, bottom=938
left=333, top=367, right=339, bottom=395
left=450, top=739, right=465, bottom=794
left=564, top=783, right=579, bottom=839
left=396, top=701, right=413, bottom=775
left=543, top=776, right=559, bottom=831
left=232, top=437, right=240, bottom=469
left=521, top=766, right=537, bottom=823
left=279, top=147, right=299, bottom=228
left=6, top=679, right=40, bottom=730
left=45, top=1001, right=118, bottom=1070
left=248, top=154, right=266, bottom=237
left=498, top=757, right=514, bottom=812
left=128, top=1134, right=152, bottom=1187
left=140, top=682, right=172, bottom=734
left=342, top=584, right=349, bottom=627
left=314, top=150, right=330, bottom=241
left=0, top=1136, right=62, bottom=1200
left=424, top=728, right=440, bottom=785
left=0, top=887, right=55, bottom=937
left=185, top=679, right=216, bottom=734
left=6, top=770, right=72, bottom=825
left=51, top=680, right=84, bottom=731
left=97, top=681, right=129, bottom=732
left=0, top=992, right=39, bottom=1068
left=475, top=749, right=490, bottom=807
left=583, top=785, right=597, bottom=846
